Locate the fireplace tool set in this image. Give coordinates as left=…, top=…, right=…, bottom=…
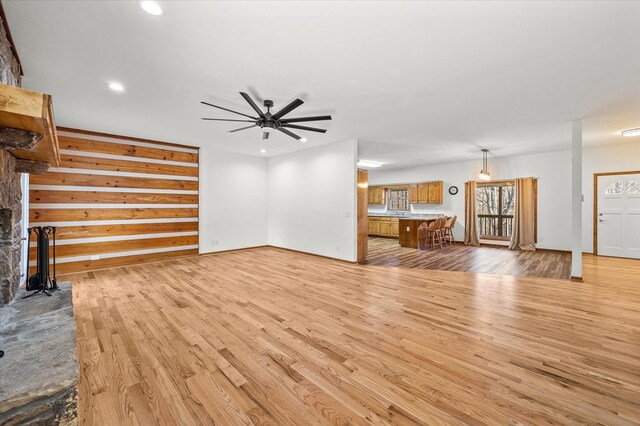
left=23, top=226, right=59, bottom=298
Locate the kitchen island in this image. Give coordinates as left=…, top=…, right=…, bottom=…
left=368, top=214, right=440, bottom=248
left=398, top=217, right=438, bottom=248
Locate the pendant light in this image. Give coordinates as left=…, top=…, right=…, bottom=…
left=478, top=149, right=491, bottom=181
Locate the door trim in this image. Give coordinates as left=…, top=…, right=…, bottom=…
left=593, top=170, right=640, bottom=255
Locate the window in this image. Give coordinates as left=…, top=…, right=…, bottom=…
left=388, top=189, right=409, bottom=211
left=476, top=182, right=515, bottom=240
left=605, top=180, right=629, bottom=194
left=605, top=180, right=639, bottom=194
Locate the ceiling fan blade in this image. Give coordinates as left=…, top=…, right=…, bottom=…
left=276, top=127, right=301, bottom=140
left=200, top=101, right=256, bottom=119
left=201, top=118, right=256, bottom=122
left=262, top=131, right=270, bottom=140
left=247, top=86, right=264, bottom=103
left=229, top=124, right=257, bottom=133
left=280, top=115, right=332, bottom=123
left=239, top=92, right=266, bottom=118
left=272, top=98, right=304, bottom=120
left=281, top=124, right=327, bottom=133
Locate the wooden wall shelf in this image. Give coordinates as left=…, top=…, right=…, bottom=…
left=0, top=83, right=60, bottom=168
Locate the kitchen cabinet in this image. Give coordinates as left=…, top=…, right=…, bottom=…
left=428, top=181, right=443, bottom=204
left=379, top=221, right=391, bottom=236
left=391, top=220, right=399, bottom=237
left=368, top=216, right=399, bottom=238
left=415, top=181, right=443, bottom=204
left=417, top=183, right=430, bottom=203
left=409, top=184, right=419, bottom=203
left=369, top=181, right=443, bottom=206
left=368, top=186, right=386, bottom=205
left=369, top=220, right=381, bottom=235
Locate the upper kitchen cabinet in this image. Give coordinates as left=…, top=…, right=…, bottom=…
left=428, top=181, right=443, bottom=204
left=417, top=183, right=430, bottom=203
left=368, top=186, right=386, bottom=204
left=409, top=184, right=419, bottom=203
left=416, top=181, right=443, bottom=204
left=369, top=181, right=442, bottom=205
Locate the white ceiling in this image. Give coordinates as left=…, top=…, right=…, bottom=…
left=5, top=1, right=640, bottom=168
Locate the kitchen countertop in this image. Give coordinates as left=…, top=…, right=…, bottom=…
left=368, top=213, right=441, bottom=220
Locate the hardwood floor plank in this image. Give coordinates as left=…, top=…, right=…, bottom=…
left=365, top=237, right=571, bottom=279
left=67, top=248, right=640, bottom=425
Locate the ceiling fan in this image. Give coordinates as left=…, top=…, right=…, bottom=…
left=201, top=92, right=331, bottom=141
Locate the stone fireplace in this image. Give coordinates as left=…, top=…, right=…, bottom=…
left=0, top=150, right=22, bottom=305
left=0, top=5, right=23, bottom=306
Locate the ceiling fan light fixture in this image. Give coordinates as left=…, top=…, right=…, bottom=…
left=201, top=91, right=331, bottom=141
left=621, top=128, right=640, bottom=137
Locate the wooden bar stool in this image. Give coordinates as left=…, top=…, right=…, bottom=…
left=444, top=215, right=457, bottom=245
left=418, top=217, right=447, bottom=250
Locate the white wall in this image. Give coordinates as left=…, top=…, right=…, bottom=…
left=268, top=140, right=358, bottom=261
left=370, top=139, right=640, bottom=252
left=369, top=150, right=572, bottom=250
left=159, top=135, right=640, bottom=258
left=583, top=140, right=640, bottom=253
left=199, top=148, right=268, bottom=253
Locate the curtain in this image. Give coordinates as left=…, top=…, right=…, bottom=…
left=464, top=181, right=480, bottom=246
left=509, top=177, right=537, bottom=251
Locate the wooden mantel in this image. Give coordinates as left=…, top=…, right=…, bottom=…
left=0, top=82, right=60, bottom=171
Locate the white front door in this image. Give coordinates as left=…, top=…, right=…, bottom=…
left=597, top=173, right=640, bottom=259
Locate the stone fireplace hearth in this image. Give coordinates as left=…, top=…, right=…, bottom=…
left=0, top=281, right=78, bottom=424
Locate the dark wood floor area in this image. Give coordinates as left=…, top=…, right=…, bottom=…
left=366, top=237, right=572, bottom=279
left=67, top=248, right=640, bottom=425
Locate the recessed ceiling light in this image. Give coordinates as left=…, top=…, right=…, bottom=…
left=621, top=128, right=640, bottom=137
left=140, top=1, right=164, bottom=16
left=260, top=149, right=266, bottom=153
left=300, top=137, right=307, bottom=143
left=357, top=160, right=383, bottom=168
left=108, top=81, right=125, bottom=92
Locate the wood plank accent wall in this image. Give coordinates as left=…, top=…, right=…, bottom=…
left=29, top=128, right=200, bottom=275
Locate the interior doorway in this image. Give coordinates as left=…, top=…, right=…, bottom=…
left=594, top=171, right=640, bottom=259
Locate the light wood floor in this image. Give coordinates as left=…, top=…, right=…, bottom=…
left=68, top=248, right=640, bottom=425
left=366, top=237, right=572, bottom=279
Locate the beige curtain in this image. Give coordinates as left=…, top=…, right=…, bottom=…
left=464, top=181, right=479, bottom=246
left=509, top=177, right=537, bottom=251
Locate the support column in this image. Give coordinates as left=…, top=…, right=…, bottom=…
left=571, top=119, right=583, bottom=281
